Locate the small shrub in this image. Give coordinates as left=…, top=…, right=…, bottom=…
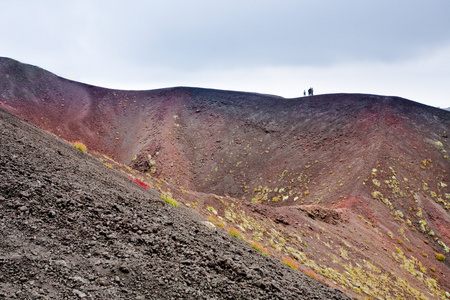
left=216, top=222, right=224, bottom=228
left=438, top=240, right=450, bottom=253
left=435, top=253, right=446, bottom=262
left=282, top=257, right=298, bottom=270
left=208, top=214, right=225, bottom=228
left=250, top=241, right=270, bottom=256
left=208, top=214, right=217, bottom=223
left=280, top=170, right=288, bottom=179
left=228, top=228, right=241, bottom=239
left=303, top=268, right=317, bottom=279
left=207, top=206, right=218, bottom=215
left=102, top=154, right=113, bottom=161
left=73, top=141, right=87, bottom=152
left=372, top=191, right=382, bottom=199
left=161, top=192, right=179, bottom=207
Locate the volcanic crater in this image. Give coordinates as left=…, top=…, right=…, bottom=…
left=1, top=57, right=450, bottom=299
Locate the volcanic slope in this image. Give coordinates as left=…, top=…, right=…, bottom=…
left=1, top=57, right=450, bottom=299
left=0, top=108, right=353, bottom=299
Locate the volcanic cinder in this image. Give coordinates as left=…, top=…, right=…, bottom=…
left=1, top=57, right=449, bottom=299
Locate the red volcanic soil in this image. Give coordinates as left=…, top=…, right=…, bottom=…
left=1, top=57, right=450, bottom=299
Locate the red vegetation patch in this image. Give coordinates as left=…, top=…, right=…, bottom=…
left=303, top=268, right=317, bottom=279
left=249, top=241, right=270, bottom=256
left=228, top=227, right=241, bottom=238
left=282, top=257, right=299, bottom=270
left=131, top=177, right=149, bottom=190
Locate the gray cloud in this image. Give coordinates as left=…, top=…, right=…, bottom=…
left=100, top=0, right=450, bottom=68
left=1, top=0, right=449, bottom=107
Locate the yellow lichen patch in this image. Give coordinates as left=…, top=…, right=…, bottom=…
left=438, top=240, right=449, bottom=253
left=339, top=247, right=349, bottom=260
left=286, top=244, right=432, bottom=299
left=371, top=168, right=378, bottom=177
left=363, top=260, right=381, bottom=274
left=287, top=232, right=303, bottom=244
left=419, top=219, right=428, bottom=232
left=207, top=206, right=218, bottom=215
left=225, top=209, right=237, bottom=222
left=252, top=185, right=272, bottom=203
left=434, top=141, right=444, bottom=147
left=394, top=210, right=404, bottom=218
left=372, top=178, right=381, bottom=187
left=323, top=241, right=332, bottom=249
left=416, top=208, right=423, bottom=218
left=223, top=204, right=269, bottom=244
left=392, top=248, right=444, bottom=298
left=371, top=192, right=394, bottom=210
left=384, top=178, right=401, bottom=195
left=373, top=227, right=383, bottom=237
left=209, top=194, right=448, bottom=299
left=372, top=191, right=383, bottom=199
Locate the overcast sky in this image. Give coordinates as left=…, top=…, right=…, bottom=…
left=1, top=1, right=449, bottom=108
